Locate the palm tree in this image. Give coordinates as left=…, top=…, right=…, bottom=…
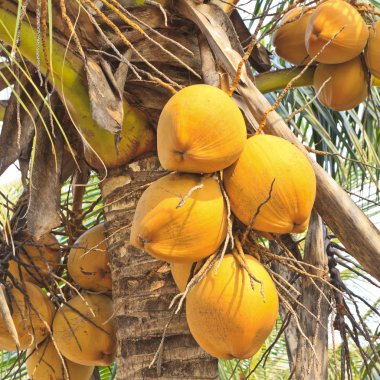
left=0, top=0, right=379, bottom=379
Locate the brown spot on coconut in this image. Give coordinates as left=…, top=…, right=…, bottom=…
left=305, top=0, right=369, bottom=64
left=223, top=134, right=316, bottom=234
left=130, top=173, right=228, bottom=263
left=157, top=84, right=247, bottom=173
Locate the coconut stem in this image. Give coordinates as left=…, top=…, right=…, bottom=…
left=254, top=67, right=316, bottom=93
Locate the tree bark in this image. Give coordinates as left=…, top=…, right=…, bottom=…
left=101, top=156, right=218, bottom=379
left=293, top=211, right=330, bottom=379
left=270, top=236, right=301, bottom=371
left=177, top=0, right=380, bottom=282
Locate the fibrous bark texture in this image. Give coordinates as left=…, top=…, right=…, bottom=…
left=293, top=210, right=329, bottom=379
left=101, top=156, right=218, bottom=380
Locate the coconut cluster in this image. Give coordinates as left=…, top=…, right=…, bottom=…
left=0, top=225, right=115, bottom=379
left=273, top=0, right=379, bottom=111
left=130, top=84, right=317, bottom=359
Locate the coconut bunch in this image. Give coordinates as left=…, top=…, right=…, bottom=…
left=0, top=224, right=116, bottom=377
left=130, top=84, right=317, bottom=359
left=272, top=0, right=379, bottom=111
left=49, top=224, right=116, bottom=368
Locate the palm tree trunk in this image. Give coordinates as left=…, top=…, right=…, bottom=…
left=293, top=211, right=329, bottom=379
left=101, top=155, right=218, bottom=379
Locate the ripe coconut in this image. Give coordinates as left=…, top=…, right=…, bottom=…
left=272, top=7, right=312, bottom=65
left=157, top=84, right=246, bottom=173
left=130, top=173, right=227, bottom=263
left=0, top=282, right=55, bottom=350
left=53, top=293, right=116, bottom=366
left=67, top=224, right=111, bottom=292
left=314, top=56, right=368, bottom=111
left=365, top=20, right=380, bottom=78
left=305, top=0, right=369, bottom=64
left=8, top=232, right=60, bottom=285
left=223, top=134, right=316, bottom=234
left=171, top=261, right=203, bottom=292
left=26, top=339, right=94, bottom=380
left=186, top=253, right=278, bottom=359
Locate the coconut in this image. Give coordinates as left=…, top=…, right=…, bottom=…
left=186, top=253, right=278, bottom=359
left=223, top=134, right=316, bottom=234
left=26, top=339, right=94, bottom=380
left=157, top=84, right=246, bottom=173
left=365, top=20, right=380, bottom=78
left=314, top=56, right=368, bottom=111
left=130, top=173, right=227, bottom=263
left=171, top=261, right=203, bottom=292
left=67, top=224, right=111, bottom=292
left=305, top=0, right=369, bottom=64
left=0, top=282, right=55, bottom=350
left=272, top=7, right=312, bottom=65
left=8, top=232, right=61, bottom=285
left=53, top=293, right=116, bottom=366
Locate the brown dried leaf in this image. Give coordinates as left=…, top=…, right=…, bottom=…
left=26, top=96, right=64, bottom=239
left=86, top=57, right=123, bottom=135
left=0, top=76, right=42, bottom=176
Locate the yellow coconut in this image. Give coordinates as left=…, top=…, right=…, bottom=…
left=313, top=56, right=368, bottom=111
left=305, top=0, right=369, bottom=64
left=130, top=173, right=227, bottom=263
left=186, top=253, right=278, bottom=359
left=365, top=20, right=380, bottom=78
left=223, top=135, right=316, bottom=234
left=171, top=261, right=203, bottom=292
left=157, top=84, right=247, bottom=173
left=8, top=232, right=61, bottom=285
left=0, top=282, right=55, bottom=350
left=67, top=224, right=111, bottom=292
left=272, top=7, right=312, bottom=65
left=26, top=339, right=94, bottom=380
left=53, top=293, right=116, bottom=366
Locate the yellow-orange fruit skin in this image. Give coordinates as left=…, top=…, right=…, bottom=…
left=171, top=261, right=202, bottom=292
left=305, top=0, right=369, bottom=64
left=53, top=293, right=116, bottom=366
left=68, top=224, right=111, bottom=292
left=157, top=84, right=246, bottom=173
left=130, top=173, right=227, bottom=263
left=365, top=20, right=380, bottom=78
left=186, top=254, right=279, bottom=359
left=272, top=8, right=312, bottom=65
left=223, top=135, right=316, bottom=234
left=8, top=233, right=60, bottom=285
left=0, top=282, right=55, bottom=350
left=26, top=339, right=94, bottom=380
left=314, top=57, right=368, bottom=111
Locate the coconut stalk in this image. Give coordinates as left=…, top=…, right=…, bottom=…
left=0, top=6, right=155, bottom=169
left=101, top=156, right=218, bottom=379
left=178, top=0, right=380, bottom=282
left=0, top=101, right=5, bottom=121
